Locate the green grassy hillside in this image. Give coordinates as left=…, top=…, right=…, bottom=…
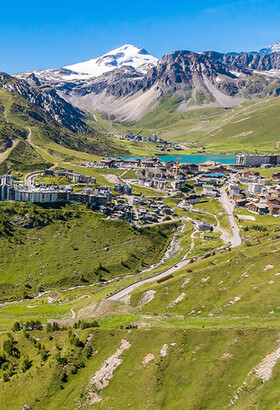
left=0, top=202, right=177, bottom=302
left=0, top=89, right=129, bottom=173
left=92, top=96, right=280, bottom=154
left=0, top=202, right=279, bottom=407
left=0, top=325, right=280, bottom=409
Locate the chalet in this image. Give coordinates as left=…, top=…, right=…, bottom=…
left=272, top=172, right=280, bottom=180
left=266, top=192, right=280, bottom=215
left=234, top=198, right=248, bottom=208
left=99, top=158, right=115, bottom=168
left=197, top=221, right=213, bottom=232
left=171, top=179, right=185, bottom=190
left=245, top=202, right=269, bottom=215
left=183, top=194, right=202, bottom=205
left=247, top=183, right=264, bottom=195
left=161, top=206, right=172, bottom=215
left=140, top=158, right=161, bottom=168
left=229, top=184, right=240, bottom=198
left=202, top=185, right=218, bottom=197
left=180, top=163, right=199, bottom=173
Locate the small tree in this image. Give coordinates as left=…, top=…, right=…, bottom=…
left=40, top=346, right=49, bottom=362
left=21, top=355, right=32, bottom=372
left=52, top=322, right=60, bottom=331
left=46, top=323, right=52, bottom=333
left=84, top=344, right=93, bottom=358
left=12, top=321, right=21, bottom=332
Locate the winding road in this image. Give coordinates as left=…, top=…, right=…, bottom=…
left=108, top=188, right=241, bottom=301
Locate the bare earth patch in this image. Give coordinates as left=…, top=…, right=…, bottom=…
left=226, top=296, right=242, bottom=306
left=120, top=294, right=131, bottom=305
left=168, top=292, right=186, bottom=308
left=86, top=339, right=131, bottom=404
left=160, top=344, right=169, bottom=357
left=142, top=353, right=155, bottom=365
left=138, top=290, right=156, bottom=308
left=229, top=131, right=253, bottom=138
left=255, top=343, right=280, bottom=382
left=221, top=352, right=233, bottom=360
left=264, top=264, right=274, bottom=271
left=237, top=214, right=255, bottom=221
left=182, top=276, right=192, bottom=288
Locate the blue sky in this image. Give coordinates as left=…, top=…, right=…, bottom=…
left=1, top=0, right=280, bottom=73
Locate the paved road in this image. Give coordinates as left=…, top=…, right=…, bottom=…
left=219, top=186, right=242, bottom=248
left=107, top=258, right=191, bottom=301
left=24, top=171, right=43, bottom=188
left=108, top=188, right=241, bottom=301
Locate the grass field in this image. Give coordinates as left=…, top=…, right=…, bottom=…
left=0, top=200, right=279, bottom=408
left=89, top=96, right=280, bottom=154
left=1, top=325, right=280, bottom=409
left=0, top=202, right=177, bottom=302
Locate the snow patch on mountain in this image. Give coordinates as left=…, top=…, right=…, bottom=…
left=258, top=41, right=280, bottom=55
left=63, top=44, right=158, bottom=79
left=227, top=41, right=280, bottom=56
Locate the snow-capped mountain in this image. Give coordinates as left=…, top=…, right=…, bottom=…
left=64, top=44, right=158, bottom=79
left=258, top=40, right=280, bottom=55
left=15, top=44, right=158, bottom=84
left=14, top=41, right=280, bottom=123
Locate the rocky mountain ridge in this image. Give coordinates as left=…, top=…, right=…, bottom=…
left=14, top=42, right=280, bottom=122
left=0, top=72, right=89, bottom=133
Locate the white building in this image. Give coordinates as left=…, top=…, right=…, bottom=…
left=248, top=183, right=263, bottom=195
left=236, top=154, right=280, bottom=167
left=229, top=184, right=240, bottom=197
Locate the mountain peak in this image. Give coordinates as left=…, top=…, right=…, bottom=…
left=63, top=44, right=158, bottom=79
left=258, top=40, right=280, bottom=55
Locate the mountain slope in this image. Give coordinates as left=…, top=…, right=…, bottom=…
left=253, top=40, right=280, bottom=55
left=14, top=42, right=280, bottom=124
left=0, top=84, right=129, bottom=172
left=0, top=72, right=89, bottom=133
left=56, top=50, right=280, bottom=122
left=15, top=44, right=158, bottom=85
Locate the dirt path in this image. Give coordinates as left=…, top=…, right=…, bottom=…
left=27, top=127, right=32, bottom=145
left=0, top=140, right=19, bottom=163
left=183, top=230, right=197, bottom=259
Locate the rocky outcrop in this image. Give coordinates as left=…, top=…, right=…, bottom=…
left=0, top=72, right=89, bottom=133
left=207, top=51, right=280, bottom=71
left=13, top=47, right=280, bottom=122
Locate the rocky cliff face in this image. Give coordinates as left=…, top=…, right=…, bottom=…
left=0, top=72, right=89, bottom=133
left=141, top=51, right=241, bottom=94
left=14, top=46, right=280, bottom=122
left=203, top=51, right=280, bottom=71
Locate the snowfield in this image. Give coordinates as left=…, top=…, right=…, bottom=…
left=64, top=44, right=158, bottom=79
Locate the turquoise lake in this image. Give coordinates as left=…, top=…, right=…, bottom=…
left=122, top=154, right=236, bottom=164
